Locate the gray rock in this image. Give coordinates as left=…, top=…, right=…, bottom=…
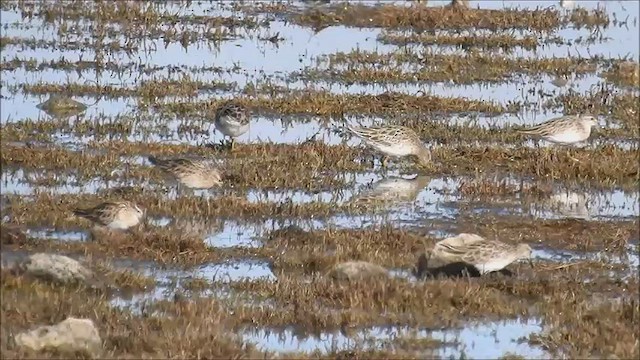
left=329, top=261, right=389, bottom=281
left=18, top=253, right=95, bottom=285
left=15, top=317, right=101, bottom=356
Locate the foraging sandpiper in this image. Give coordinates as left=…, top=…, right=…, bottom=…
left=430, top=233, right=533, bottom=275
left=346, top=124, right=432, bottom=168
left=72, top=200, right=145, bottom=231
left=148, top=156, right=223, bottom=190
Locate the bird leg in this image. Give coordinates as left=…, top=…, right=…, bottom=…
left=230, top=138, right=236, bottom=151
left=547, top=147, right=557, bottom=162
left=365, top=152, right=376, bottom=169
left=566, top=147, right=580, bottom=162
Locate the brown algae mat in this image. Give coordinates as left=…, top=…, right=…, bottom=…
left=300, top=50, right=610, bottom=85
left=2, top=138, right=637, bottom=190
left=290, top=3, right=609, bottom=32
left=0, top=269, right=269, bottom=359
left=2, top=263, right=635, bottom=358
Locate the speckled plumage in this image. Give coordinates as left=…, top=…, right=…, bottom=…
left=347, top=125, right=432, bottom=167
left=148, top=156, right=223, bottom=189
left=37, top=94, right=87, bottom=111
left=73, top=200, right=144, bottom=230
left=214, top=101, right=251, bottom=149
left=431, top=233, right=533, bottom=275
left=517, top=115, right=598, bottom=145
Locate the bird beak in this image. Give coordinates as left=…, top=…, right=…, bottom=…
left=415, top=156, right=432, bottom=170
left=140, top=216, right=149, bottom=230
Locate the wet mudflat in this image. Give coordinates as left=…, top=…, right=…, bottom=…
left=1, top=0, right=638, bottom=359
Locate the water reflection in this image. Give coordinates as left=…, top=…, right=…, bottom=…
left=537, top=190, right=590, bottom=220
left=205, top=220, right=263, bottom=248
left=551, top=74, right=570, bottom=88
left=0, top=169, right=158, bottom=196
left=38, top=104, right=87, bottom=119
left=246, top=188, right=345, bottom=205
left=534, top=245, right=639, bottom=281
left=351, top=175, right=431, bottom=206
left=536, top=245, right=639, bottom=268
left=243, top=319, right=547, bottom=358
left=1, top=93, right=131, bottom=124
left=24, top=228, right=89, bottom=242
left=560, top=0, right=575, bottom=10
left=531, top=188, right=639, bottom=221
left=167, top=216, right=224, bottom=241
left=148, top=216, right=263, bottom=248
left=3, top=168, right=637, bottom=226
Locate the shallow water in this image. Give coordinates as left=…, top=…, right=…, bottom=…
left=24, top=228, right=89, bottom=242
left=109, top=258, right=276, bottom=313
left=3, top=1, right=637, bottom=127
left=147, top=216, right=263, bottom=248
left=4, top=167, right=637, bottom=231
left=536, top=244, right=639, bottom=269
left=243, top=318, right=547, bottom=358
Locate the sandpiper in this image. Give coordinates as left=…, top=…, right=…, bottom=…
left=430, top=233, right=533, bottom=275
left=214, top=101, right=251, bottom=150
left=37, top=94, right=87, bottom=112
left=148, top=156, right=223, bottom=190
left=72, top=200, right=144, bottom=231
left=346, top=124, right=432, bottom=168
left=517, top=114, right=598, bottom=162
left=517, top=115, right=598, bottom=145
left=37, top=94, right=88, bottom=118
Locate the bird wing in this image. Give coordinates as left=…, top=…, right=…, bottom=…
left=517, top=116, right=576, bottom=136
left=73, top=202, right=114, bottom=225
left=347, top=125, right=401, bottom=147
left=150, top=157, right=194, bottom=172
left=435, top=242, right=470, bottom=255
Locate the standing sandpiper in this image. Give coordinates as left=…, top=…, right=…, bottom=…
left=214, top=101, right=251, bottom=150
left=430, top=233, right=533, bottom=275
left=517, top=115, right=598, bottom=161
left=517, top=115, right=598, bottom=145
